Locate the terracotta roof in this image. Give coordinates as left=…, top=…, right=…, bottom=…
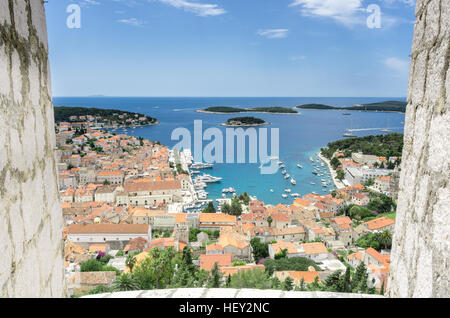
left=270, top=240, right=299, bottom=255
left=365, top=248, right=390, bottom=266
left=97, top=170, right=123, bottom=176
left=364, top=217, right=395, bottom=230
left=88, top=244, right=109, bottom=253
left=124, top=237, right=148, bottom=253
left=332, top=216, right=352, bottom=226
left=275, top=271, right=320, bottom=284
left=301, top=242, right=328, bottom=255
left=199, top=213, right=237, bottom=224
left=124, top=180, right=181, bottom=192
left=294, top=198, right=311, bottom=207
left=206, top=243, right=223, bottom=252
left=348, top=251, right=363, bottom=262
left=68, top=223, right=149, bottom=234
left=146, top=238, right=187, bottom=252
left=199, top=254, right=232, bottom=271
left=270, top=226, right=305, bottom=236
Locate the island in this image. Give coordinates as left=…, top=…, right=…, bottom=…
left=198, top=106, right=298, bottom=114
left=54, top=106, right=159, bottom=128
left=295, top=101, right=407, bottom=113
left=221, top=116, right=270, bottom=127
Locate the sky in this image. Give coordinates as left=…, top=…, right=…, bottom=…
left=46, top=0, right=417, bottom=97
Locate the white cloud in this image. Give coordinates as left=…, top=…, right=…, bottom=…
left=257, top=29, right=289, bottom=39
left=384, top=57, right=410, bottom=75
left=154, top=0, right=226, bottom=17
left=72, top=0, right=100, bottom=8
left=291, top=55, right=307, bottom=61
left=118, top=17, right=147, bottom=26
left=289, top=0, right=365, bottom=26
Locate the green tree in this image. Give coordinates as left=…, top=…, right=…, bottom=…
left=336, top=170, right=345, bottom=180
left=282, top=277, right=294, bottom=291
left=250, top=238, right=269, bottom=262
left=126, top=254, right=137, bottom=273
left=112, top=274, right=140, bottom=292
left=379, top=231, right=392, bottom=250
left=207, top=262, right=222, bottom=288
left=230, top=197, right=243, bottom=216
left=267, top=215, right=273, bottom=227
left=299, top=278, right=306, bottom=291
left=274, top=248, right=288, bottom=260
left=221, top=203, right=232, bottom=214
left=80, top=259, right=103, bottom=272
left=203, top=202, right=216, bottom=213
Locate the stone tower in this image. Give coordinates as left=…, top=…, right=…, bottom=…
left=0, top=0, right=64, bottom=297
left=388, top=0, right=449, bottom=298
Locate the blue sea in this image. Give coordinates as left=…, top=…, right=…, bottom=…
left=53, top=97, right=406, bottom=205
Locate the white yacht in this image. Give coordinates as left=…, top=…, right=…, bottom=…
left=196, top=174, right=222, bottom=183
left=291, top=178, right=296, bottom=185
left=309, top=157, right=314, bottom=162
left=191, top=162, right=214, bottom=169
left=281, top=170, right=287, bottom=175
left=297, top=164, right=303, bottom=168
left=284, top=189, right=291, bottom=193
left=282, top=194, right=288, bottom=199
left=270, top=189, right=274, bottom=192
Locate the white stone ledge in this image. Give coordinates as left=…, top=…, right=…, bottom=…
left=82, top=289, right=385, bottom=298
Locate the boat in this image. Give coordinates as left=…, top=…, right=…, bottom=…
left=284, top=189, right=291, bottom=193
left=270, top=189, right=274, bottom=192
left=343, top=113, right=351, bottom=115
left=290, top=178, right=296, bottom=185
left=196, top=174, right=222, bottom=183
left=343, top=133, right=357, bottom=137
left=222, top=187, right=236, bottom=193
left=284, top=174, right=290, bottom=179
left=312, top=170, right=318, bottom=175
left=310, top=182, right=316, bottom=185
left=282, top=194, right=288, bottom=199
left=290, top=193, right=300, bottom=197
left=309, top=157, right=314, bottom=162
left=191, top=170, right=200, bottom=175
left=191, top=162, right=214, bottom=169
left=277, top=161, right=283, bottom=165
left=281, top=170, right=287, bottom=175
left=279, top=164, right=286, bottom=168
left=380, top=129, right=391, bottom=132
left=297, top=164, right=303, bottom=168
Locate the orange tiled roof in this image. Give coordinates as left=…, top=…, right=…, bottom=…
left=301, top=242, right=328, bottom=255
left=199, top=254, right=232, bottom=271
left=364, top=217, right=395, bottom=230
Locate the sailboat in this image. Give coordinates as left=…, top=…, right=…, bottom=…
left=343, top=118, right=357, bottom=137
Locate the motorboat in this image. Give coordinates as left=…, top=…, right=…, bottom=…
left=191, top=162, right=214, bottom=169
left=284, top=189, right=291, bottom=193
left=291, top=178, right=296, bottom=185
left=282, top=194, right=288, bottom=199
left=297, top=164, right=303, bottom=168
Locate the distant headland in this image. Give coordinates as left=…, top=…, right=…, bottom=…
left=53, top=106, right=159, bottom=128
left=197, top=106, right=298, bottom=114
left=295, top=101, right=407, bottom=113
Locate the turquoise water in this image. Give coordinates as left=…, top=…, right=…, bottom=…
left=53, top=97, right=405, bottom=205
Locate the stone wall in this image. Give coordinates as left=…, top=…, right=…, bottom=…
left=0, top=0, right=64, bottom=297
left=387, top=0, right=449, bottom=298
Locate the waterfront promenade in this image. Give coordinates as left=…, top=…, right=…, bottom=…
left=317, top=153, right=346, bottom=190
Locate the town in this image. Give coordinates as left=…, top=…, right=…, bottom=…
left=56, top=115, right=400, bottom=297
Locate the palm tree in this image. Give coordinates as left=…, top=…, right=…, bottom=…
left=379, top=231, right=392, bottom=250
left=267, top=215, right=273, bottom=227
left=112, top=273, right=140, bottom=291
